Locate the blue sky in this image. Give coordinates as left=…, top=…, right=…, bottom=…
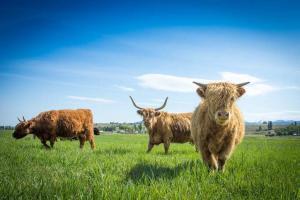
left=1, top=0, right=300, bottom=125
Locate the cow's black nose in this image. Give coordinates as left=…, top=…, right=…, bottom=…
left=217, top=111, right=229, bottom=119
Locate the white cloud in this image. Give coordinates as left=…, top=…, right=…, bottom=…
left=220, top=72, right=279, bottom=96
left=246, top=83, right=278, bottom=96
left=137, top=73, right=211, bottom=92
left=136, top=72, right=286, bottom=96
left=67, top=96, right=115, bottom=103
left=220, top=72, right=263, bottom=83
left=115, top=85, right=135, bottom=92
left=0, top=72, right=100, bottom=89
left=245, top=111, right=300, bottom=121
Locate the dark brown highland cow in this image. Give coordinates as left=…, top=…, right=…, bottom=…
left=13, top=109, right=95, bottom=149
left=94, top=127, right=100, bottom=135
left=130, top=96, right=193, bottom=154
left=191, top=82, right=249, bottom=171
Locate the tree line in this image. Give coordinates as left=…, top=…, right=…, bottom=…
left=0, top=126, right=15, bottom=130
left=96, top=122, right=147, bottom=134
left=274, top=122, right=300, bottom=136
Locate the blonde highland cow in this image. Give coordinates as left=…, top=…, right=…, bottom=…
left=130, top=96, right=193, bottom=154
left=191, top=81, right=249, bottom=171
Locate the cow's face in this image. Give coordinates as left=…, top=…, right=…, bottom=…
left=130, top=96, right=167, bottom=129
left=137, top=109, right=161, bottom=129
left=137, top=109, right=163, bottom=144
left=13, top=121, right=33, bottom=139
left=195, top=82, right=248, bottom=126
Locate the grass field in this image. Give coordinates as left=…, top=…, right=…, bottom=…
left=0, top=130, right=299, bottom=199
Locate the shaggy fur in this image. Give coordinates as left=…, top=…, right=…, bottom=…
left=191, top=82, right=247, bottom=171
left=137, top=108, right=193, bottom=154
left=13, top=109, right=95, bottom=149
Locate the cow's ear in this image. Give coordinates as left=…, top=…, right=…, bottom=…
left=137, top=110, right=143, bottom=115
left=196, top=87, right=206, bottom=98
left=155, top=111, right=161, bottom=117
left=237, top=87, right=246, bottom=97
left=24, top=122, right=31, bottom=129
left=26, top=121, right=35, bottom=129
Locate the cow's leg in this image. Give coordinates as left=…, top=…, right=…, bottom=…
left=200, top=148, right=218, bottom=170
left=218, top=141, right=235, bottom=172
left=50, top=136, right=56, bottom=148
left=163, top=140, right=171, bottom=154
left=88, top=137, right=95, bottom=150
left=41, top=139, right=50, bottom=149
left=146, top=142, right=154, bottom=153
left=190, top=140, right=198, bottom=152
left=208, top=153, right=218, bottom=170
left=208, top=153, right=218, bottom=171
left=217, top=158, right=226, bottom=172
left=79, top=134, right=86, bottom=149
left=85, top=128, right=95, bottom=150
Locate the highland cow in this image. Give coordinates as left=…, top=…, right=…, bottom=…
left=130, top=96, right=193, bottom=154
left=191, top=82, right=249, bottom=171
left=13, top=109, right=95, bottom=149
left=94, top=127, right=100, bottom=135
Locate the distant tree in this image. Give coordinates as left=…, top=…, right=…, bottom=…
left=134, top=124, right=138, bottom=133
left=257, top=125, right=262, bottom=131
left=267, top=121, right=273, bottom=130
left=275, top=124, right=300, bottom=136
left=138, top=123, right=143, bottom=133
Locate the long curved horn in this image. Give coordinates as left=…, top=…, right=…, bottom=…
left=236, top=82, right=250, bottom=87
left=155, top=97, right=168, bottom=111
left=193, top=81, right=207, bottom=89
left=22, top=116, right=26, bottom=122
left=129, top=96, right=144, bottom=110
left=17, top=117, right=22, bottom=122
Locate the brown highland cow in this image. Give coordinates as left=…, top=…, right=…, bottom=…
left=130, top=96, right=193, bottom=154
left=191, top=82, right=249, bottom=171
left=13, top=109, right=95, bottom=149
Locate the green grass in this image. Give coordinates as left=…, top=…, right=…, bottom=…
left=0, top=130, right=299, bottom=199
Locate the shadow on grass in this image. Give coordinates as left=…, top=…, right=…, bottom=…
left=126, top=160, right=202, bottom=183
